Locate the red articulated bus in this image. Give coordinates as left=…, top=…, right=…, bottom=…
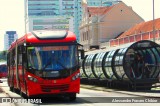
left=7, top=30, right=84, bottom=100
left=0, top=62, right=7, bottom=78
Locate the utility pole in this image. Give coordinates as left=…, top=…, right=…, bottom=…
left=24, top=0, right=28, bottom=33
left=153, top=0, right=155, bottom=42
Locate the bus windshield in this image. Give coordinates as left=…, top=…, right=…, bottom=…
left=27, top=45, right=78, bottom=72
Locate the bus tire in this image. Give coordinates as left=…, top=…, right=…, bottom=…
left=20, top=90, right=24, bottom=97
left=9, top=87, right=13, bottom=92
left=69, top=93, right=76, bottom=101
left=20, top=91, right=23, bottom=96
left=24, top=81, right=28, bottom=98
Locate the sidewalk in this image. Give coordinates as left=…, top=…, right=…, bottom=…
left=0, top=79, right=36, bottom=106
left=0, top=79, right=16, bottom=106
left=0, top=88, right=14, bottom=106
left=80, top=84, right=160, bottom=98
left=0, top=87, right=3, bottom=93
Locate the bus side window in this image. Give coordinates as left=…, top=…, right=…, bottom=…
left=22, top=46, right=27, bottom=69
left=7, top=53, right=10, bottom=66
left=11, top=49, right=15, bottom=66
left=18, top=46, right=23, bottom=65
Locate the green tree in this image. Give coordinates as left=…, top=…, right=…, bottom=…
left=0, top=50, right=7, bottom=62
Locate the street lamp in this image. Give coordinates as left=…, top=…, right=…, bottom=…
left=152, top=0, right=155, bottom=42
left=24, top=0, right=28, bottom=34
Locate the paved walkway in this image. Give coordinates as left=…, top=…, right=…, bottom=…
left=0, top=88, right=3, bottom=93
left=0, top=89, right=13, bottom=106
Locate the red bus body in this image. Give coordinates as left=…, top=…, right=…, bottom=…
left=7, top=30, right=81, bottom=99
left=0, top=63, right=7, bottom=78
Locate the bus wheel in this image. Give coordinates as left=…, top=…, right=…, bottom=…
left=69, top=93, right=76, bottom=101
left=20, top=91, right=25, bottom=98
left=20, top=91, right=23, bottom=96
left=9, top=87, right=13, bottom=92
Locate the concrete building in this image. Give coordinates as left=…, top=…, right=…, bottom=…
left=27, top=0, right=60, bottom=16
left=79, top=1, right=144, bottom=51
left=26, top=0, right=74, bottom=31
left=27, top=16, right=74, bottom=32
left=4, top=31, right=18, bottom=50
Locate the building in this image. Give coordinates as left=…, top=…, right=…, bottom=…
left=110, top=18, right=160, bottom=46
left=79, top=1, right=144, bottom=51
left=26, top=1, right=73, bottom=31
left=4, top=31, right=18, bottom=50
left=26, top=0, right=77, bottom=39
left=26, top=0, right=74, bottom=35
left=27, top=16, right=74, bottom=32
left=75, top=0, right=119, bottom=41
left=74, top=0, right=121, bottom=42
left=26, top=0, right=118, bottom=42
left=27, top=0, right=60, bottom=16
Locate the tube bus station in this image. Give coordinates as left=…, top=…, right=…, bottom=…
left=80, top=40, right=160, bottom=90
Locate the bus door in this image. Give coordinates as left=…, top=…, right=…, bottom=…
left=21, top=46, right=27, bottom=93
left=11, top=49, right=16, bottom=87
left=7, top=53, right=10, bottom=84
left=17, top=46, right=23, bottom=90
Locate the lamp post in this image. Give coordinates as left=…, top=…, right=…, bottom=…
left=24, top=0, right=27, bottom=34
left=24, top=0, right=28, bottom=34
left=152, top=0, right=155, bottom=42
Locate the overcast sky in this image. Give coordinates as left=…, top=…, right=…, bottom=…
left=0, top=0, right=160, bottom=51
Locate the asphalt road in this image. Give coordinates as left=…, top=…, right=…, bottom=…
left=0, top=78, right=160, bottom=106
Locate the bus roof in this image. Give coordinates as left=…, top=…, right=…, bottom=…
left=9, top=30, right=77, bottom=50
left=32, top=30, right=67, bottom=39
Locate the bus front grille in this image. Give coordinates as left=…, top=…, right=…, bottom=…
left=41, top=84, right=69, bottom=92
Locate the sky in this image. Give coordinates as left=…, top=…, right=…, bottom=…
left=0, top=0, right=160, bottom=51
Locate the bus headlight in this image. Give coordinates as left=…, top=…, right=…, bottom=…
left=28, top=75, right=38, bottom=82
left=72, top=73, right=80, bottom=81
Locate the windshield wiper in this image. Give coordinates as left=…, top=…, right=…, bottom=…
left=42, top=58, right=52, bottom=70
left=41, top=58, right=69, bottom=71
left=56, top=60, right=69, bottom=70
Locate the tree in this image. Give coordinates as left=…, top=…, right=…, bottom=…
left=0, top=50, right=7, bottom=62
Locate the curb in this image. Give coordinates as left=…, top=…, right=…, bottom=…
left=80, top=84, right=160, bottom=98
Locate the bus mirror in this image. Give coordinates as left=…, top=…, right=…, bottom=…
left=77, top=43, right=85, bottom=59
left=22, top=47, right=26, bottom=54
left=80, top=50, right=85, bottom=59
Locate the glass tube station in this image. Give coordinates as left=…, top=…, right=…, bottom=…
left=80, top=40, right=160, bottom=89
